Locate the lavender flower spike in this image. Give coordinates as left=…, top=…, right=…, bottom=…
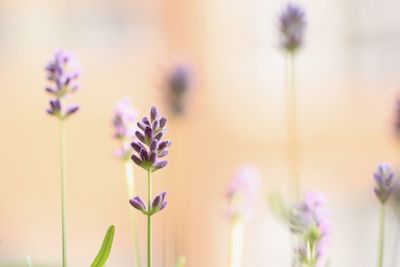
left=225, top=167, right=261, bottom=222
left=45, top=49, right=81, bottom=120
left=112, top=98, right=139, bottom=160
left=131, top=106, right=171, bottom=172
left=290, top=192, right=330, bottom=267
left=374, top=164, right=395, bottom=204
left=166, top=63, right=192, bottom=115
left=46, top=49, right=81, bottom=97
left=278, top=2, right=306, bottom=53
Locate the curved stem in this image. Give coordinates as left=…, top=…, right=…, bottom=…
left=228, top=221, right=244, bottom=267
left=147, top=169, right=153, bottom=267
left=377, top=204, right=386, bottom=267
left=60, top=120, right=67, bottom=267
left=286, top=51, right=300, bottom=201
left=125, top=160, right=142, bottom=267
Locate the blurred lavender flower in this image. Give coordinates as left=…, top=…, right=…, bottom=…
left=165, top=63, right=192, bottom=116
left=374, top=164, right=395, bottom=204
left=394, top=98, right=400, bottom=137
left=45, top=49, right=81, bottom=120
left=225, top=167, right=261, bottom=222
left=278, top=2, right=306, bottom=53
left=112, top=98, right=139, bottom=160
left=290, top=192, right=330, bottom=267
left=46, top=49, right=81, bottom=97
left=131, top=106, right=171, bottom=172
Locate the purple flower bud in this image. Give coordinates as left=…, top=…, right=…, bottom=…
left=152, top=120, right=159, bottom=131
left=142, top=117, right=150, bottom=126
left=374, top=164, right=395, bottom=204
left=150, top=106, right=159, bottom=122
left=135, top=131, right=145, bottom=143
left=150, top=192, right=168, bottom=214
left=159, top=117, right=167, bottom=128
left=160, top=201, right=168, bottom=211
left=65, top=105, right=79, bottom=117
left=149, top=151, right=157, bottom=164
left=278, top=2, right=306, bottom=53
left=158, top=141, right=171, bottom=150
left=140, top=149, right=149, bottom=161
left=158, top=150, right=168, bottom=158
left=150, top=140, right=159, bottom=151
left=129, top=196, right=147, bottom=214
left=144, top=127, right=153, bottom=139
left=154, top=131, right=164, bottom=141
left=152, top=160, right=168, bottom=172
left=131, top=141, right=143, bottom=153
left=131, top=155, right=142, bottom=166
left=137, top=122, right=146, bottom=131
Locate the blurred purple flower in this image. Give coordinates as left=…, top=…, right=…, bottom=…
left=45, top=49, right=81, bottom=97
left=394, top=98, right=400, bottom=137
left=290, top=192, right=330, bottom=267
left=374, top=164, right=395, bottom=204
left=225, top=167, right=261, bottom=222
left=166, top=63, right=192, bottom=116
left=45, top=49, right=81, bottom=120
left=112, top=98, right=139, bottom=160
left=278, top=2, right=306, bottom=53
left=131, top=106, right=171, bottom=172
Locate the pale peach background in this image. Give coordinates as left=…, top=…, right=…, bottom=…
left=1, top=0, right=400, bottom=266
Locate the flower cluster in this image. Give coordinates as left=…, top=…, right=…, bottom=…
left=278, top=2, right=306, bottom=53
left=225, top=167, right=260, bottom=222
left=130, top=192, right=168, bottom=215
left=129, top=106, right=171, bottom=216
left=290, top=192, right=330, bottom=267
left=374, top=164, right=395, bottom=204
left=166, top=63, right=192, bottom=115
left=131, top=106, right=171, bottom=172
left=45, top=49, right=81, bottom=119
left=112, top=98, right=139, bottom=160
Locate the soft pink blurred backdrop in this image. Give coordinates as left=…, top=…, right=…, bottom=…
left=1, top=0, right=400, bottom=266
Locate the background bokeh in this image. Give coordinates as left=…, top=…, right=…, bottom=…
left=1, top=0, right=400, bottom=266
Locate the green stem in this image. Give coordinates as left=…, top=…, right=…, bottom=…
left=147, top=169, right=153, bottom=267
left=377, top=204, right=386, bottom=267
left=124, top=160, right=142, bottom=267
left=286, top=51, right=300, bottom=201
left=60, top=120, right=67, bottom=267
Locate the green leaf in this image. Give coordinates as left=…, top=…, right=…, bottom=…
left=91, top=225, right=115, bottom=267
left=175, top=256, right=186, bottom=267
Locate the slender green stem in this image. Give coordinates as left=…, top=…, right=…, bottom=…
left=285, top=51, right=300, bottom=201
left=228, top=221, right=244, bottom=267
left=147, top=169, right=153, bottom=267
left=124, top=160, right=142, bottom=267
left=377, top=204, right=386, bottom=267
left=60, top=120, right=67, bottom=267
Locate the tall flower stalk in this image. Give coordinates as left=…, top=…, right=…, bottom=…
left=129, top=106, right=171, bottom=267
left=45, top=49, right=81, bottom=267
left=112, top=98, right=142, bottom=267
left=290, top=192, right=330, bottom=267
left=225, top=167, right=260, bottom=267
left=278, top=2, right=306, bottom=201
left=373, top=164, right=395, bottom=267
